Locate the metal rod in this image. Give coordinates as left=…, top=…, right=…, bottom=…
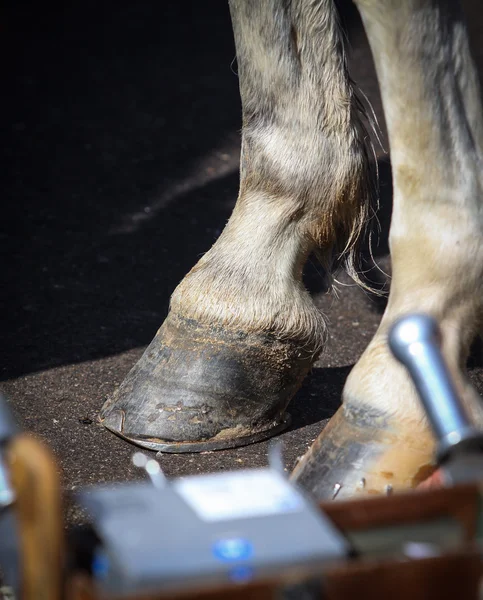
left=388, top=314, right=480, bottom=458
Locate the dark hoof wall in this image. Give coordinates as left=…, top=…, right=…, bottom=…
left=100, top=312, right=314, bottom=452
left=103, top=411, right=291, bottom=453
left=291, top=405, right=435, bottom=500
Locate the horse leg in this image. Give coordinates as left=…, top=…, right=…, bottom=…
left=101, top=0, right=373, bottom=452
left=293, top=0, right=483, bottom=498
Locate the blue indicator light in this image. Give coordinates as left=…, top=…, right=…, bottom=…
left=213, top=538, right=253, bottom=561
left=92, top=550, right=110, bottom=580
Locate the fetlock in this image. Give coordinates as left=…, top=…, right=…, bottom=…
left=292, top=253, right=483, bottom=499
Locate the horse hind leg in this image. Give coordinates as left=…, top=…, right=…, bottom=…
left=100, top=0, right=374, bottom=452
left=293, top=0, right=483, bottom=498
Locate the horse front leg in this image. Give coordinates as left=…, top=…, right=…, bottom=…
left=293, top=0, right=483, bottom=498
left=100, top=0, right=373, bottom=452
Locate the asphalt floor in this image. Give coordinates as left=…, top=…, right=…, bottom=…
left=2, top=1, right=483, bottom=525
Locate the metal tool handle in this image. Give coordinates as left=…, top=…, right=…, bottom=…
left=0, top=393, right=18, bottom=508
left=0, top=392, right=19, bottom=445
left=388, top=314, right=483, bottom=460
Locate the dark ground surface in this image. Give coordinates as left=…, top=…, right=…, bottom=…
left=2, top=1, right=483, bottom=524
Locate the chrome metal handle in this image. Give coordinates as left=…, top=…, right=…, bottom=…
left=0, top=393, right=18, bottom=445
left=388, top=314, right=482, bottom=459
left=0, top=394, right=17, bottom=509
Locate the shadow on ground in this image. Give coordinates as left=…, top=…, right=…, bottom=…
left=290, top=366, right=352, bottom=428
left=2, top=1, right=241, bottom=380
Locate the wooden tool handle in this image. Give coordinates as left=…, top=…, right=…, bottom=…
left=7, top=433, right=64, bottom=600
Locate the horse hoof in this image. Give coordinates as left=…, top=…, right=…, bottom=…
left=100, top=312, right=315, bottom=452
left=290, top=404, right=436, bottom=500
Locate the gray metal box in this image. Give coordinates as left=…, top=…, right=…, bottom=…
left=77, top=468, right=349, bottom=596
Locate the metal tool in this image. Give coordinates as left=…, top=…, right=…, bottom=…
left=0, top=393, right=18, bottom=509
left=132, top=452, right=167, bottom=489
left=0, top=393, right=21, bottom=597
left=388, top=313, right=483, bottom=483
